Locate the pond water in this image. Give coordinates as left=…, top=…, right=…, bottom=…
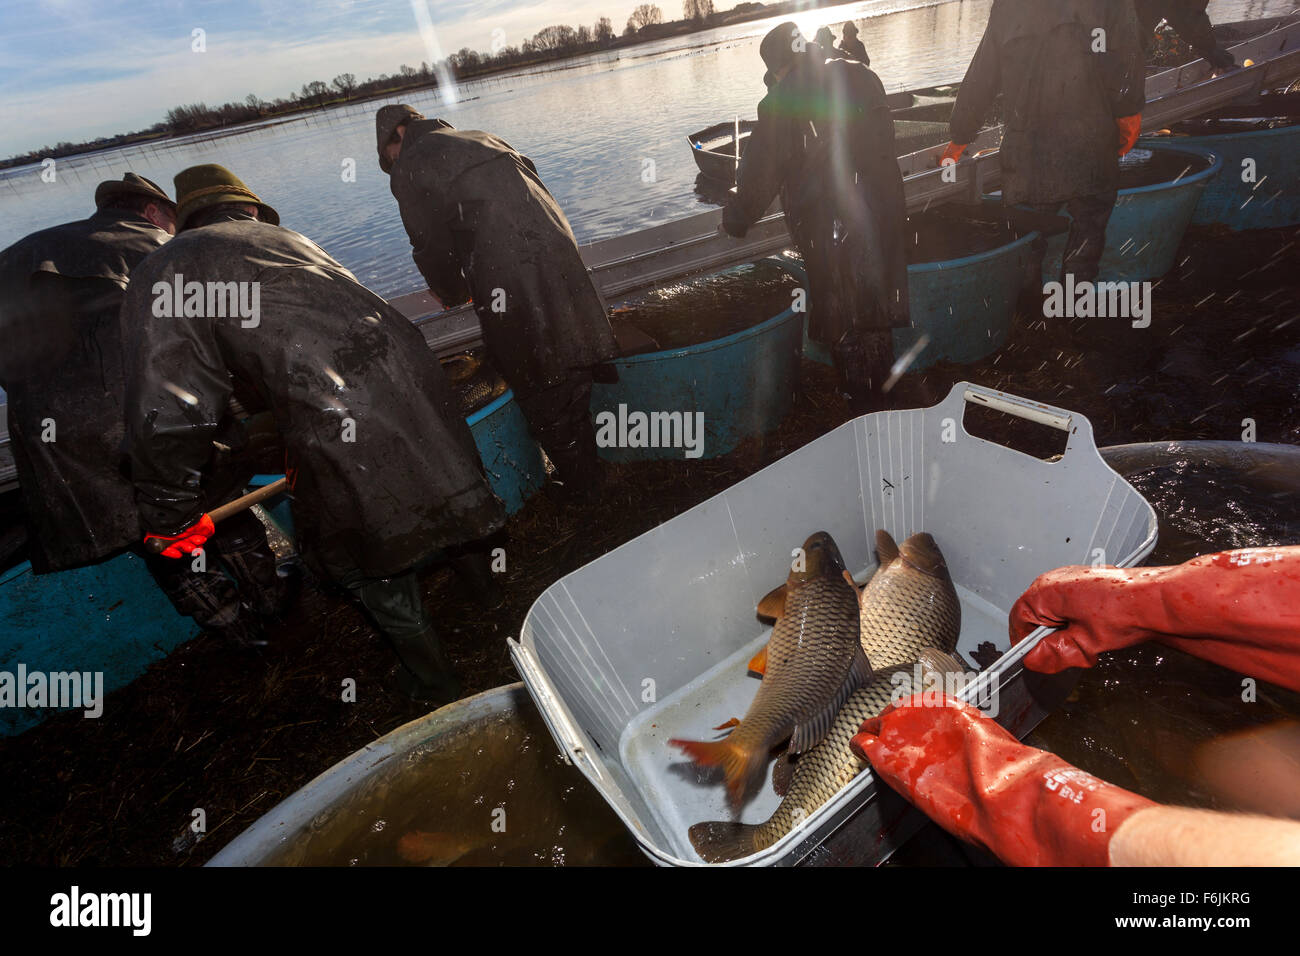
left=1, top=0, right=1288, bottom=301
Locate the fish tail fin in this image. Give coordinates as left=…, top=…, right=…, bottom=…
left=689, top=820, right=761, bottom=863
left=669, top=737, right=767, bottom=809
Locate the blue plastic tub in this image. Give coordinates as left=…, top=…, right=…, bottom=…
left=782, top=224, right=1039, bottom=370
left=254, top=388, right=544, bottom=532
left=466, top=389, right=545, bottom=514
left=1034, top=144, right=1223, bottom=283
left=1141, top=121, right=1300, bottom=231
left=0, top=554, right=193, bottom=736
left=592, top=298, right=803, bottom=463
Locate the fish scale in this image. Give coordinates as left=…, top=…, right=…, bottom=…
left=687, top=530, right=962, bottom=862
left=858, top=549, right=962, bottom=669
left=728, top=575, right=862, bottom=755
left=736, top=654, right=962, bottom=856
left=670, top=531, right=868, bottom=810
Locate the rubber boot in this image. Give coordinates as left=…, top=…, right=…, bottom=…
left=546, top=428, right=603, bottom=504
left=833, top=328, right=894, bottom=417
left=448, top=550, right=504, bottom=611
left=389, top=625, right=462, bottom=707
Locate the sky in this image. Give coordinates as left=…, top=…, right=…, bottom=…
left=0, top=0, right=681, bottom=156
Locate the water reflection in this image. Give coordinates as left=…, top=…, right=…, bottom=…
left=0, top=0, right=1290, bottom=299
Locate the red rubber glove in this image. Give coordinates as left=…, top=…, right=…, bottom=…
left=850, top=694, right=1157, bottom=866
left=1115, top=114, right=1142, bottom=156
left=144, top=514, right=215, bottom=559
left=1010, top=547, right=1300, bottom=694
left=939, top=141, right=968, bottom=166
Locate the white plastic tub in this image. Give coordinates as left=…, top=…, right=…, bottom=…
left=508, top=382, right=1158, bottom=866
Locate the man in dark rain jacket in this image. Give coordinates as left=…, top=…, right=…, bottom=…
left=0, top=174, right=281, bottom=645
left=1133, top=1, right=1236, bottom=69
left=722, top=23, right=909, bottom=414
left=119, top=165, right=506, bottom=704
left=377, top=105, right=619, bottom=501
left=940, top=0, right=1145, bottom=283
left=839, top=21, right=869, bottom=64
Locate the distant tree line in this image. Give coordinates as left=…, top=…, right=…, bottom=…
left=4, top=0, right=835, bottom=168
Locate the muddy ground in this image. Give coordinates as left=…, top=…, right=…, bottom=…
left=0, top=222, right=1295, bottom=866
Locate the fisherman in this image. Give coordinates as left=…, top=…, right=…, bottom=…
left=722, top=22, right=909, bottom=415
left=852, top=546, right=1300, bottom=866
left=1133, top=0, right=1236, bottom=70
left=838, top=21, right=870, bottom=64
left=119, top=165, right=506, bottom=705
left=815, top=26, right=847, bottom=59
left=0, top=174, right=284, bottom=646
left=939, top=0, right=1145, bottom=285
left=376, top=105, right=619, bottom=503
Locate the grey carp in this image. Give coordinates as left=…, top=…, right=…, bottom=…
left=670, top=531, right=870, bottom=810
left=689, top=529, right=963, bottom=861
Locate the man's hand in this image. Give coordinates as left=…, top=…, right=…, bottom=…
left=1010, top=548, right=1300, bottom=693
left=938, top=141, right=969, bottom=167
left=850, top=693, right=1156, bottom=866
left=1115, top=114, right=1142, bottom=156
left=144, top=514, right=215, bottom=559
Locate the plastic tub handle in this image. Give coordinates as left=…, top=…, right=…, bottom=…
left=962, top=386, right=1072, bottom=431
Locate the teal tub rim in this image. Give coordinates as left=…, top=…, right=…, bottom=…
left=772, top=224, right=1041, bottom=281
left=1140, top=119, right=1300, bottom=148
left=988, top=143, right=1225, bottom=207
left=1116, top=143, right=1223, bottom=198
left=612, top=296, right=802, bottom=367
left=905, top=226, right=1040, bottom=275
left=466, top=388, right=516, bottom=426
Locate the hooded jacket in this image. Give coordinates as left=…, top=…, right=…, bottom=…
left=949, top=0, right=1144, bottom=205
left=119, top=213, right=504, bottom=580
left=388, top=120, right=618, bottom=392
left=723, top=53, right=910, bottom=340
left=0, top=208, right=170, bottom=572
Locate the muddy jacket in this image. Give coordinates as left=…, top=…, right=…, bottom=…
left=0, top=208, right=170, bottom=572
left=839, top=36, right=869, bottom=64
left=119, top=214, right=505, bottom=580
left=389, top=121, right=618, bottom=392
left=949, top=0, right=1144, bottom=205
left=723, top=55, right=909, bottom=340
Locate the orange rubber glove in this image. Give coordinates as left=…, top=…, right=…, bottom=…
left=1010, top=547, right=1300, bottom=693
left=939, top=141, right=968, bottom=166
left=144, top=514, right=215, bottom=559
left=1115, top=114, right=1142, bottom=156
left=850, top=694, right=1157, bottom=866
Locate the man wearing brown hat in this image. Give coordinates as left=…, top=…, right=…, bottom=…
left=0, top=174, right=281, bottom=645
left=722, top=22, right=908, bottom=415
left=376, top=104, right=618, bottom=502
left=120, top=164, right=506, bottom=704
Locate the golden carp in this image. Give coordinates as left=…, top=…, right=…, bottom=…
left=689, top=648, right=968, bottom=862
left=670, top=531, right=870, bottom=810
left=688, top=529, right=964, bottom=861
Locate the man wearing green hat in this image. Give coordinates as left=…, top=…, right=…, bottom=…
left=376, top=104, right=618, bottom=502
left=0, top=174, right=281, bottom=645
left=120, top=164, right=506, bottom=704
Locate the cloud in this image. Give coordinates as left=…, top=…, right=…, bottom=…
left=0, top=0, right=635, bottom=155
